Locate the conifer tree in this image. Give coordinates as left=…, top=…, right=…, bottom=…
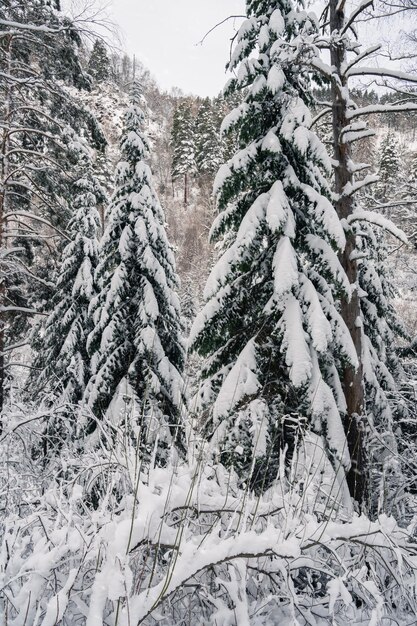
left=376, top=132, right=403, bottom=204
left=195, top=98, right=224, bottom=179
left=355, top=221, right=407, bottom=509
left=0, top=0, right=105, bottom=411
left=87, top=39, right=111, bottom=84
left=30, top=138, right=104, bottom=406
left=85, top=82, right=185, bottom=461
left=190, top=0, right=357, bottom=492
left=171, top=102, right=196, bottom=206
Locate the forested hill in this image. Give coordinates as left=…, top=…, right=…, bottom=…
left=74, top=48, right=417, bottom=340
left=3, top=1, right=417, bottom=624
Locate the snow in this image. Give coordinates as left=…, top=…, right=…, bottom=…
left=348, top=209, right=408, bottom=244
left=267, top=65, right=285, bottom=94
left=279, top=295, right=312, bottom=387
left=265, top=180, right=289, bottom=232
left=309, top=356, right=350, bottom=469
left=302, top=185, right=346, bottom=249
left=301, top=277, right=332, bottom=353
left=269, top=9, right=285, bottom=35
left=305, top=234, right=351, bottom=295
left=189, top=284, right=231, bottom=347
left=203, top=193, right=268, bottom=300
left=125, top=530, right=300, bottom=625
left=272, top=236, right=299, bottom=298
left=327, top=577, right=353, bottom=614
left=251, top=74, right=267, bottom=96
left=262, top=129, right=281, bottom=154
left=4, top=5, right=417, bottom=624
left=213, top=340, right=261, bottom=420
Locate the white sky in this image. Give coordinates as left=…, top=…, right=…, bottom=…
left=109, top=0, right=245, bottom=97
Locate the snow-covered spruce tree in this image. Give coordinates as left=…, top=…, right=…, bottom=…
left=30, top=138, right=104, bottom=412
left=190, top=0, right=358, bottom=494
left=87, top=39, right=111, bottom=84
left=354, top=220, right=408, bottom=511
left=376, top=132, right=403, bottom=205
left=195, top=98, right=224, bottom=179
left=171, top=101, right=196, bottom=206
left=85, top=82, right=185, bottom=462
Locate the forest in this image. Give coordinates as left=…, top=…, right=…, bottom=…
left=2, top=0, right=417, bottom=623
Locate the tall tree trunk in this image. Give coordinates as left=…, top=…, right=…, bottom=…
left=329, top=0, right=367, bottom=507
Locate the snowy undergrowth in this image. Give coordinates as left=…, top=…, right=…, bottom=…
left=1, top=405, right=417, bottom=625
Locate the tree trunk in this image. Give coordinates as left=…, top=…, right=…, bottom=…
left=329, top=0, right=367, bottom=507
left=184, top=172, right=188, bottom=207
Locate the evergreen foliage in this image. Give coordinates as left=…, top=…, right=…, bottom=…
left=190, top=0, right=358, bottom=491
left=354, top=220, right=407, bottom=510
left=376, top=132, right=403, bottom=203
left=30, top=138, right=104, bottom=407
left=195, top=98, right=224, bottom=177
left=85, top=82, right=186, bottom=462
left=87, top=39, right=111, bottom=84
left=0, top=0, right=105, bottom=409
left=171, top=102, right=196, bottom=179
left=171, top=101, right=196, bottom=205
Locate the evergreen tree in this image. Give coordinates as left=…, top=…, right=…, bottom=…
left=0, top=0, right=105, bottom=411
left=171, top=102, right=196, bottom=206
left=190, top=0, right=357, bottom=493
left=30, top=139, right=104, bottom=407
left=195, top=98, right=224, bottom=178
left=87, top=39, right=111, bottom=84
left=409, top=152, right=417, bottom=187
left=376, top=132, right=403, bottom=204
left=85, top=82, right=185, bottom=462
left=356, top=222, right=406, bottom=510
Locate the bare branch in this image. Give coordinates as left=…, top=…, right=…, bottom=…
left=195, top=15, right=246, bottom=47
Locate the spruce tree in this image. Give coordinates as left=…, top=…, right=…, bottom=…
left=195, top=98, right=224, bottom=179
left=171, top=102, right=196, bottom=206
left=87, top=39, right=111, bottom=84
left=31, top=138, right=104, bottom=406
left=190, top=0, right=358, bottom=492
left=85, top=82, right=185, bottom=462
left=376, top=132, right=403, bottom=204
left=357, top=222, right=406, bottom=500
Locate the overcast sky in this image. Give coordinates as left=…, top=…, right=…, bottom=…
left=109, top=0, right=245, bottom=97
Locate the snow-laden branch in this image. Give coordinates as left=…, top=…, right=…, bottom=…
left=0, top=19, right=68, bottom=35
left=310, top=107, right=333, bottom=128
left=4, top=211, right=69, bottom=241
left=0, top=306, right=46, bottom=316
left=310, top=57, right=334, bottom=79
left=347, top=102, right=417, bottom=119
left=344, top=45, right=381, bottom=74
left=1, top=340, right=28, bottom=354
left=3, top=255, right=55, bottom=289
left=366, top=199, right=417, bottom=211
left=347, top=210, right=408, bottom=243
left=347, top=67, right=417, bottom=83
left=341, top=175, right=379, bottom=197
left=342, top=128, right=375, bottom=143
left=341, top=0, right=374, bottom=35
left=126, top=533, right=299, bottom=625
